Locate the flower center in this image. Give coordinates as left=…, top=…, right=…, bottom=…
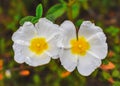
left=29, top=37, right=48, bottom=55
left=70, top=36, right=90, bottom=56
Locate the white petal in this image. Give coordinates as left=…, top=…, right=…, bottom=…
left=13, top=43, right=25, bottom=63
left=12, top=22, right=37, bottom=45
left=25, top=53, right=51, bottom=66
left=59, top=49, right=78, bottom=72
left=59, top=20, right=76, bottom=48
left=77, top=53, right=101, bottom=76
left=78, top=21, right=104, bottom=40
left=88, top=32, right=108, bottom=59
left=13, top=43, right=32, bottom=63
left=46, top=34, right=59, bottom=59
left=35, top=18, right=60, bottom=39
left=13, top=43, right=51, bottom=66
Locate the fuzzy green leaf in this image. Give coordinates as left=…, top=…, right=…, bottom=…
left=113, top=81, right=120, bottom=86
left=102, top=71, right=111, bottom=80
left=20, top=16, right=34, bottom=25
left=112, top=70, right=120, bottom=78
left=75, top=19, right=83, bottom=28
left=102, top=59, right=109, bottom=65
left=72, top=2, right=80, bottom=19
left=36, top=4, right=43, bottom=18
left=31, top=17, right=39, bottom=24
left=46, top=4, right=66, bottom=21
left=33, top=74, right=41, bottom=84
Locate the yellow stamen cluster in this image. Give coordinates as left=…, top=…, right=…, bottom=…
left=29, top=37, right=48, bottom=55
left=70, top=37, right=90, bottom=56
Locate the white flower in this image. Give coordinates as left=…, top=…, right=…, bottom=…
left=58, top=20, right=108, bottom=76
left=12, top=18, right=60, bottom=66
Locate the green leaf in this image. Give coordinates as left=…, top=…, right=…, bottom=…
left=31, top=17, right=39, bottom=24
left=102, top=71, right=111, bottom=80
left=19, top=4, right=43, bottom=25
left=112, top=70, right=120, bottom=78
left=46, top=4, right=66, bottom=21
left=20, top=16, right=34, bottom=25
left=33, top=74, right=41, bottom=85
left=72, top=2, right=80, bottom=19
left=113, top=81, right=120, bottom=86
left=36, top=4, right=43, bottom=18
left=102, top=59, right=109, bottom=65
left=75, top=19, right=83, bottom=28
left=105, top=26, right=120, bottom=36
left=7, top=22, right=16, bottom=31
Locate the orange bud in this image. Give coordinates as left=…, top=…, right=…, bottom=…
left=19, top=70, right=30, bottom=76
left=108, top=50, right=115, bottom=57
left=0, top=59, right=3, bottom=70
left=0, top=73, right=3, bottom=80
left=61, top=71, right=71, bottom=78
left=108, top=77, right=115, bottom=84
left=100, top=62, right=115, bottom=71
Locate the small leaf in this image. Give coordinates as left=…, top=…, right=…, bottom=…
left=31, top=17, right=39, bottom=24
left=72, top=2, right=80, bottom=19
left=46, top=15, right=55, bottom=22
left=105, top=26, right=120, bottom=36
left=36, top=4, right=43, bottom=18
left=102, top=59, right=109, bottom=65
left=113, top=81, right=120, bottom=86
left=7, top=22, right=16, bottom=31
left=75, top=19, right=83, bottom=28
left=112, top=70, right=120, bottom=78
left=20, top=16, right=34, bottom=25
left=102, top=71, right=111, bottom=80
left=33, top=74, right=41, bottom=84
left=46, top=4, right=66, bottom=21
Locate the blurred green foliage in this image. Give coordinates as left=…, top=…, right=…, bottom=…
left=0, top=0, right=120, bottom=86
left=20, top=4, right=43, bottom=25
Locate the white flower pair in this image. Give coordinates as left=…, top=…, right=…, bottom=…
left=12, top=18, right=108, bottom=76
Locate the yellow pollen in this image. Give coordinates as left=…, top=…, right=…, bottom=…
left=78, top=45, right=82, bottom=48
left=29, top=37, right=48, bottom=55
left=70, top=37, right=90, bottom=56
